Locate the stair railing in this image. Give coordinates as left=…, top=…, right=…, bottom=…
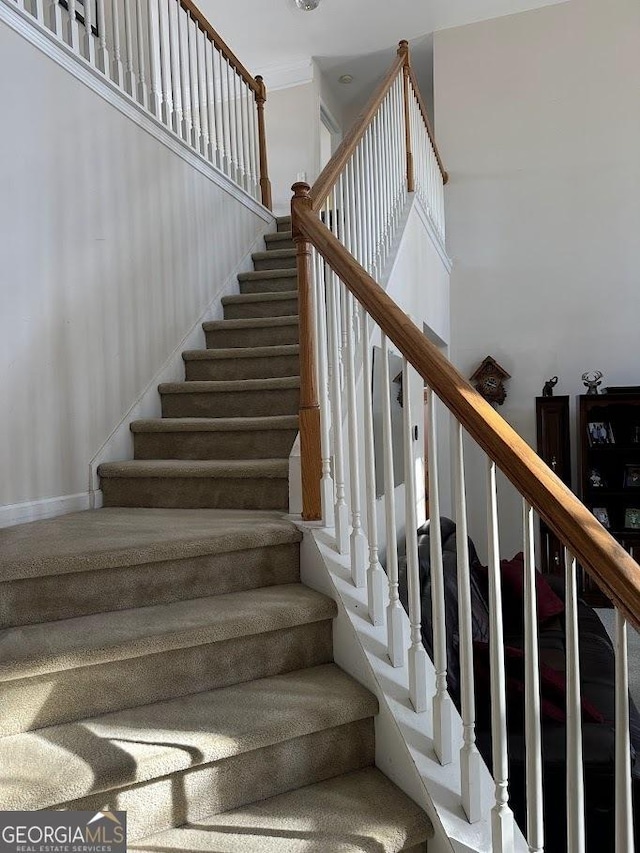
left=292, top=40, right=639, bottom=853
left=5, top=0, right=272, bottom=208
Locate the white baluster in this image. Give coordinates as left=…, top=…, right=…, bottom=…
left=122, top=0, right=135, bottom=96
left=314, top=246, right=335, bottom=529
left=487, top=459, right=515, bottom=852
left=247, top=82, right=259, bottom=196
left=147, top=0, right=162, bottom=118
left=110, top=0, right=123, bottom=87
left=327, top=176, right=349, bottom=555
left=454, top=422, right=482, bottom=822
left=615, top=608, right=634, bottom=853
left=67, top=0, right=79, bottom=50
left=177, top=6, right=191, bottom=140
left=214, top=49, right=228, bottom=172
left=187, top=16, right=200, bottom=150
left=382, top=334, right=404, bottom=666
left=167, top=0, right=183, bottom=134
left=426, top=387, right=452, bottom=766
left=156, top=0, right=173, bottom=124
left=361, top=305, right=385, bottom=625
left=204, top=36, right=217, bottom=163
left=196, top=27, right=209, bottom=156
left=523, top=501, right=544, bottom=852
left=403, top=358, right=428, bottom=712
left=565, top=548, right=585, bottom=853
left=96, top=0, right=109, bottom=76
left=239, top=78, right=251, bottom=191
left=49, top=0, right=63, bottom=38
left=135, top=0, right=148, bottom=109
left=345, top=287, right=367, bottom=588
left=82, top=0, right=95, bottom=64
left=34, top=0, right=45, bottom=21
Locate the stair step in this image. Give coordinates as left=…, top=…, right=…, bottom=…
left=0, top=508, right=301, bottom=628
left=237, top=268, right=297, bottom=295
left=159, top=377, right=300, bottom=419
left=132, top=768, right=433, bottom=852
left=183, top=344, right=299, bottom=381
left=0, top=584, right=335, bottom=734
left=204, top=315, right=299, bottom=348
left=265, top=230, right=294, bottom=250
left=132, top=416, right=298, bottom=460
left=0, top=664, right=375, bottom=812
left=99, top=458, right=291, bottom=509
left=252, top=248, right=297, bottom=271
left=222, top=291, right=298, bottom=320
left=276, top=215, right=291, bottom=233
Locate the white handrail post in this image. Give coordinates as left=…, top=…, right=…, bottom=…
left=403, top=358, right=428, bottom=712
left=565, top=549, right=586, bottom=853
left=523, top=500, right=544, bottom=853
left=454, top=422, right=482, bottom=822
left=383, top=334, right=404, bottom=666
left=427, top=387, right=452, bottom=765
left=615, top=608, right=634, bottom=853
left=487, top=458, right=515, bottom=852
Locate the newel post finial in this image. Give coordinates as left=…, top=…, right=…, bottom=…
left=398, top=39, right=410, bottom=64
left=254, top=75, right=272, bottom=210
left=290, top=182, right=322, bottom=521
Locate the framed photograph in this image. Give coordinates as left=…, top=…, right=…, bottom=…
left=624, top=508, right=640, bottom=530
left=588, top=467, right=606, bottom=488
left=624, top=465, right=640, bottom=488
left=587, top=421, right=615, bottom=446
left=592, top=506, right=610, bottom=528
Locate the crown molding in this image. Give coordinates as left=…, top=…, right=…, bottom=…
left=259, top=57, right=315, bottom=92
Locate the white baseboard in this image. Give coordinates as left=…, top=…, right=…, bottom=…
left=88, top=226, right=272, bottom=491
left=0, top=491, right=93, bottom=528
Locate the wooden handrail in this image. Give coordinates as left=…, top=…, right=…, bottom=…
left=177, top=0, right=259, bottom=94
left=310, top=51, right=405, bottom=211
left=406, top=65, right=448, bottom=185
left=295, top=204, right=640, bottom=631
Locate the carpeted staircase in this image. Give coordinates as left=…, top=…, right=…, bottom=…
left=0, top=217, right=433, bottom=851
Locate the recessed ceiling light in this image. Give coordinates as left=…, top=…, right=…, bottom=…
left=339, top=74, right=353, bottom=85
left=295, top=0, right=320, bottom=10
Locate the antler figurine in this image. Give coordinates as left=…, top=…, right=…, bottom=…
left=582, top=371, right=603, bottom=395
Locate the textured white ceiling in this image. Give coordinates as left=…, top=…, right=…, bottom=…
left=202, top=0, right=568, bottom=76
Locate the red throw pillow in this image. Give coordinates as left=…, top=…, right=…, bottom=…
left=500, top=552, right=564, bottom=624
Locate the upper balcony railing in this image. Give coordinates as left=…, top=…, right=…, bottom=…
left=6, top=0, right=272, bottom=208
left=291, top=39, right=640, bottom=853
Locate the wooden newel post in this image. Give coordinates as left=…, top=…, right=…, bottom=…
left=291, top=182, right=322, bottom=521
left=255, top=76, right=273, bottom=210
left=398, top=39, right=415, bottom=194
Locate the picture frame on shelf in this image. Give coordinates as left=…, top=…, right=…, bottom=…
left=592, top=506, right=610, bottom=528
left=587, top=421, right=615, bottom=446
left=588, top=467, right=606, bottom=488
left=624, top=508, right=640, bottom=530
left=623, top=465, right=640, bottom=488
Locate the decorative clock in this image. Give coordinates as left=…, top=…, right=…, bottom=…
left=470, top=356, right=510, bottom=405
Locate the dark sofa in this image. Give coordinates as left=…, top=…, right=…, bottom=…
left=397, top=516, right=640, bottom=852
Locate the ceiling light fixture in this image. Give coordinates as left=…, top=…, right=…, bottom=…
left=339, top=74, right=353, bottom=85
left=295, top=0, right=320, bottom=9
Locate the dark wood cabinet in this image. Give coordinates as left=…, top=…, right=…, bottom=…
left=578, top=393, right=640, bottom=603
left=536, top=396, right=571, bottom=575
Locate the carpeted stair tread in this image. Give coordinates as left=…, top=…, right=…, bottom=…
left=276, top=215, right=292, bottom=232
left=0, top=664, right=375, bottom=812
left=252, top=249, right=296, bottom=262
left=160, top=377, right=300, bottom=394
left=0, top=584, right=335, bottom=681
left=221, top=292, right=297, bottom=306
left=203, top=315, right=298, bottom=332
left=131, top=767, right=433, bottom=853
left=265, top=230, right=293, bottom=245
left=99, top=459, right=289, bottom=479
left=0, top=508, right=300, bottom=583
left=131, top=416, right=298, bottom=433
left=237, top=268, right=297, bottom=282
left=183, top=345, right=299, bottom=362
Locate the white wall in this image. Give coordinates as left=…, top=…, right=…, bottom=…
left=434, top=0, right=640, bottom=558
left=0, top=18, right=270, bottom=519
